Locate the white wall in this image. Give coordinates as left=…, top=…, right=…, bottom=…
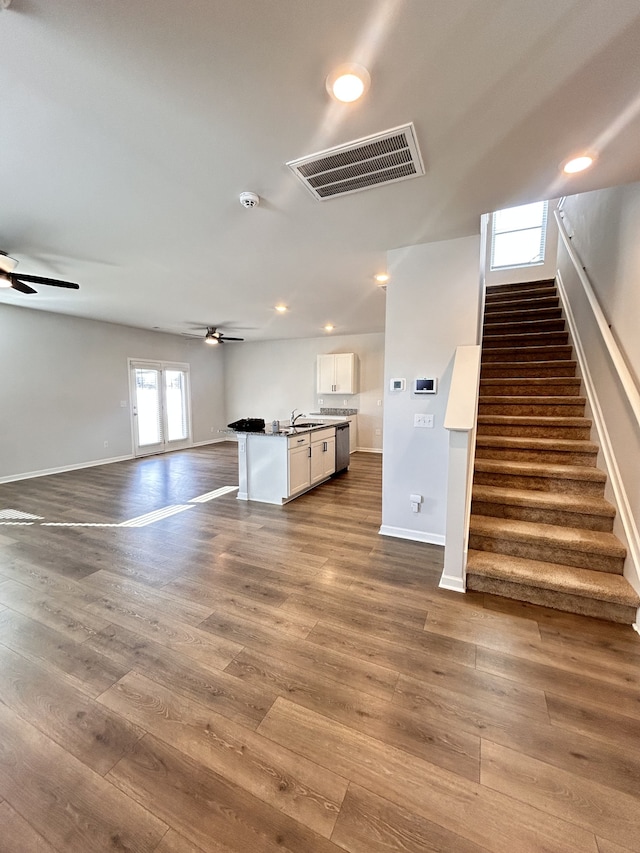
left=559, top=183, right=640, bottom=596
left=561, top=185, right=640, bottom=384
left=0, top=304, right=226, bottom=481
left=381, top=234, right=482, bottom=544
left=223, top=332, right=385, bottom=451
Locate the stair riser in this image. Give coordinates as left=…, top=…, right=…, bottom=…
left=474, top=447, right=598, bottom=466
left=468, top=534, right=624, bottom=573
left=486, top=286, right=556, bottom=302
left=473, top=470, right=605, bottom=496
left=478, top=402, right=586, bottom=417
left=479, top=382, right=581, bottom=396
left=486, top=279, right=555, bottom=295
left=483, top=333, right=569, bottom=348
left=485, top=297, right=560, bottom=315
left=484, top=319, right=567, bottom=335
left=477, top=423, right=592, bottom=440
left=482, top=346, right=572, bottom=363
left=466, top=575, right=636, bottom=624
left=481, top=363, right=578, bottom=378
left=470, top=500, right=613, bottom=531
left=484, top=307, right=562, bottom=324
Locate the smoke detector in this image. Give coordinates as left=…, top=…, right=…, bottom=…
left=239, top=192, right=260, bottom=208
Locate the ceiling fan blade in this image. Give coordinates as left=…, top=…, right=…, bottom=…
left=219, top=336, right=244, bottom=341
left=14, top=273, right=80, bottom=289
left=10, top=278, right=38, bottom=294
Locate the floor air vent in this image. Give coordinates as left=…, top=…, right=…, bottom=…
left=286, top=123, right=425, bottom=201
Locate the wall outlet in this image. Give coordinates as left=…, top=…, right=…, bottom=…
left=414, top=414, right=434, bottom=428
left=211, top=426, right=215, bottom=432
left=103, top=440, right=108, bottom=448
left=318, top=398, right=323, bottom=405
left=375, top=428, right=381, bottom=436
left=377, top=399, right=382, bottom=406
left=410, top=494, right=422, bottom=503
left=120, top=400, right=127, bottom=407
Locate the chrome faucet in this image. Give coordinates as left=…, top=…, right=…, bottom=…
left=291, top=409, right=306, bottom=426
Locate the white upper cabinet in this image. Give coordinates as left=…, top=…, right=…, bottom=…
left=317, top=353, right=358, bottom=394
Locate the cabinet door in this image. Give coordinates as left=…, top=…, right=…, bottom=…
left=323, top=437, right=336, bottom=478
left=317, top=354, right=335, bottom=394
left=288, top=445, right=311, bottom=495
left=347, top=416, right=357, bottom=452
left=334, top=353, right=356, bottom=393
left=310, top=441, right=326, bottom=484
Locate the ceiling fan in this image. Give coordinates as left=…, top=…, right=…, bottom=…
left=200, top=326, right=244, bottom=345
left=0, top=251, right=80, bottom=295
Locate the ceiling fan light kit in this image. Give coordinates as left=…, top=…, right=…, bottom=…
left=0, top=250, right=80, bottom=295
left=203, top=326, right=244, bottom=344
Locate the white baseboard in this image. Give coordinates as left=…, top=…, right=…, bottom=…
left=378, top=524, right=445, bottom=546
left=0, top=454, right=134, bottom=485
left=192, top=438, right=228, bottom=447
left=357, top=447, right=383, bottom=454
left=438, top=572, right=466, bottom=593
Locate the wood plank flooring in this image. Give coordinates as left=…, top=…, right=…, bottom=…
left=0, top=443, right=638, bottom=852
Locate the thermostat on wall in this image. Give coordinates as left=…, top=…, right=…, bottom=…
left=390, top=378, right=406, bottom=391
left=414, top=377, right=437, bottom=394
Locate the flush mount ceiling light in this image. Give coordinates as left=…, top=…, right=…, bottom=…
left=324, top=324, right=334, bottom=332
left=275, top=304, right=288, bottom=313
left=562, top=154, right=596, bottom=174
left=374, top=272, right=389, bottom=284
left=326, top=63, right=370, bottom=103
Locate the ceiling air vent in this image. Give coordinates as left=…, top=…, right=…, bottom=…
left=286, top=123, right=425, bottom=201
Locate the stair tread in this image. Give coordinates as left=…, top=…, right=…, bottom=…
left=474, top=458, right=606, bottom=481
left=466, top=550, right=639, bottom=606
left=479, top=395, right=586, bottom=404
left=477, top=414, right=591, bottom=425
left=472, top=484, right=616, bottom=516
left=469, top=515, right=626, bottom=556
left=476, top=436, right=597, bottom=452
left=480, top=378, right=580, bottom=386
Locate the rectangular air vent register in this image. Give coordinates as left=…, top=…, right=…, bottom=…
left=286, top=123, right=425, bottom=201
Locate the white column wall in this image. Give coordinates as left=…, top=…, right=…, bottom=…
left=381, top=234, right=481, bottom=544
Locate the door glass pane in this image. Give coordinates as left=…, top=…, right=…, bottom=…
left=135, top=368, right=162, bottom=446
left=165, top=369, right=188, bottom=441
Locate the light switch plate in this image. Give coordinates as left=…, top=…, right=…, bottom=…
left=414, top=414, right=434, bottom=428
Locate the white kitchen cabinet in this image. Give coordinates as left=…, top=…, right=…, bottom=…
left=288, top=443, right=312, bottom=495
left=237, top=426, right=337, bottom=504
left=310, top=427, right=336, bottom=484
left=317, top=353, right=357, bottom=394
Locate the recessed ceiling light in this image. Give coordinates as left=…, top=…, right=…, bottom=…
left=324, top=324, right=334, bottom=332
left=562, top=154, right=595, bottom=174
left=374, top=273, right=389, bottom=284
left=275, top=305, right=288, bottom=313
left=326, top=63, right=370, bottom=104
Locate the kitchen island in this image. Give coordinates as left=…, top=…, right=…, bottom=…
left=236, top=421, right=347, bottom=504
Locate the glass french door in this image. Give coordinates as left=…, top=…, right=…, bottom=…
left=129, top=360, right=192, bottom=456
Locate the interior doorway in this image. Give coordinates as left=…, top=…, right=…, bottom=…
left=129, top=360, right=192, bottom=456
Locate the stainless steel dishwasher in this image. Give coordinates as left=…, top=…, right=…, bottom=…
left=334, top=422, right=350, bottom=473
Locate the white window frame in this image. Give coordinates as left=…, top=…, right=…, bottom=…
left=490, top=200, right=549, bottom=271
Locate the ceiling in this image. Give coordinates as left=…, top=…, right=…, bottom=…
left=2, top=0, right=640, bottom=342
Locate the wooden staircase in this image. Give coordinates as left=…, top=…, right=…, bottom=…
left=466, top=279, right=640, bottom=624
